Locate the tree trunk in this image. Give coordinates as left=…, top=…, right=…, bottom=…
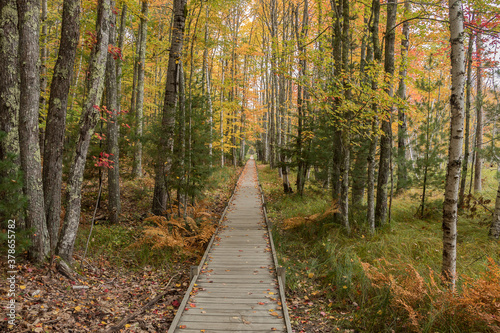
left=116, top=4, right=126, bottom=114
left=458, top=33, right=474, bottom=208
left=106, top=0, right=120, bottom=224
left=396, top=0, right=410, bottom=194
left=294, top=0, right=308, bottom=196
left=152, top=0, right=187, bottom=215
left=202, top=5, right=213, bottom=168
left=473, top=33, right=483, bottom=192
left=442, top=0, right=465, bottom=289
left=17, top=0, right=50, bottom=262
left=375, top=0, right=397, bottom=227
left=352, top=141, right=368, bottom=206
left=0, top=0, right=23, bottom=227
left=39, top=0, right=47, bottom=157
left=129, top=21, right=141, bottom=157
left=42, top=0, right=80, bottom=253
left=366, top=0, right=380, bottom=233
left=56, top=0, right=110, bottom=264
left=490, top=182, right=500, bottom=239
left=133, top=1, right=148, bottom=178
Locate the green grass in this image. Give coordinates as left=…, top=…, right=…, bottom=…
left=257, top=163, right=500, bottom=332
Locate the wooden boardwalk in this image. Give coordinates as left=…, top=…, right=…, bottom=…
left=168, top=158, right=291, bottom=333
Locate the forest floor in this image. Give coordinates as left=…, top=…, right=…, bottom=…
left=1, top=165, right=241, bottom=332
left=4, top=163, right=499, bottom=332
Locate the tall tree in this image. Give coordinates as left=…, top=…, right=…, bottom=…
left=132, top=1, right=149, bottom=178
left=442, top=0, right=465, bottom=289
left=152, top=0, right=188, bottom=215
left=17, top=0, right=50, bottom=262
left=366, top=0, right=381, bottom=232
left=57, top=0, right=110, bottom=264
left=42, top=0, right=81, bottom=253
left=202, top=5, right=213, bottom=168
left=375, top=0, right=397, bottom=227
left=39, top=0, right=47, bottom=156
left=473, top=32, right=483, bottom=192
left=0, top=0, right=20, bottom=171
left=106, top=0, right=121, bottom=224
left=490, top=183, right=500, bottom=239
left=458, top=33, right=475, bottom=208
left=294, top=0, right=309, bottom=196
left=0, top=0, right=23, bottom=227
left=396, top=0, right=410, bottom=194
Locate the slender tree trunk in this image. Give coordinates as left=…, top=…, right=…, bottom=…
left=366, top=0, right=380, bottom=233
left=177, top=60, right=186, bottom=214
left=458, top=34, right=474, bottom=208
left=0, top=0, right=23, bottom=227
left=106, top=0, right=120, bottom=224
left=220, top=59, right=225, bottom=167
left=129, top=24, right=141, bottom=136
left=116, top=4, right=126, bottom=113
left=152, top=0, right=187, bottom=215
left=56, top=0, right=110, bottom=263
left=294, top=0, right=308, bottom=196
left=42, top=0, right=80, bottom=253
left=352, top=142, right=368, bottom=206
left=396, top=0, right=410, bottom=194
left=474, top=33, right=483, bottom=192
left=0, top=0, right=20, bottom=162
left=442, top=0, right=465, bottom=289
left=339, top=0, right=351, bottom=233
left=375, top=0, right=397, bottom=227
left=17, top=0, right=50, bottom=262
left=39, top=0, right=47, bottom=157
left=490, top=182, right=500, bottom=239
left=133, top=1, right=148, bottom=178
left=203, top=5, right=213, bottom=168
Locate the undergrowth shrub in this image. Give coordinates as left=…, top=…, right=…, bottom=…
left=133, top=201, right=216, bottom=256
left=361, top=258, right=500, bottom=332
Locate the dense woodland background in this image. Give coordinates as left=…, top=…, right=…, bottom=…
left=1, top=0, right=500, bottom=331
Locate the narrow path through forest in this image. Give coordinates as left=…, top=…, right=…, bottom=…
left=168, top=158, right=290, bottom=333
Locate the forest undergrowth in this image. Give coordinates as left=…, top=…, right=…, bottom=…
left=0, top=164, right=241, bottom=332
left=258, top=164, right=500, bottom=333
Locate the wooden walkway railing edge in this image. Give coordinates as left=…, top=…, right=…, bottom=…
left=255, top=163, right=293, bottom=333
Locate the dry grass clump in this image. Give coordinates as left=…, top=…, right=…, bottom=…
left=361, top=258, right=500, bottom=332
left=133, top=202, right=216, bottom=255
left=282, top=203, right=339, bottom=230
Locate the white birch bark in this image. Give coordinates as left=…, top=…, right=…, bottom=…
left=442, top=0, right=465, bottom=289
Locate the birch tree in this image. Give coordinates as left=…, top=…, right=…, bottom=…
left=442, top=0, right=466, bottom=289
